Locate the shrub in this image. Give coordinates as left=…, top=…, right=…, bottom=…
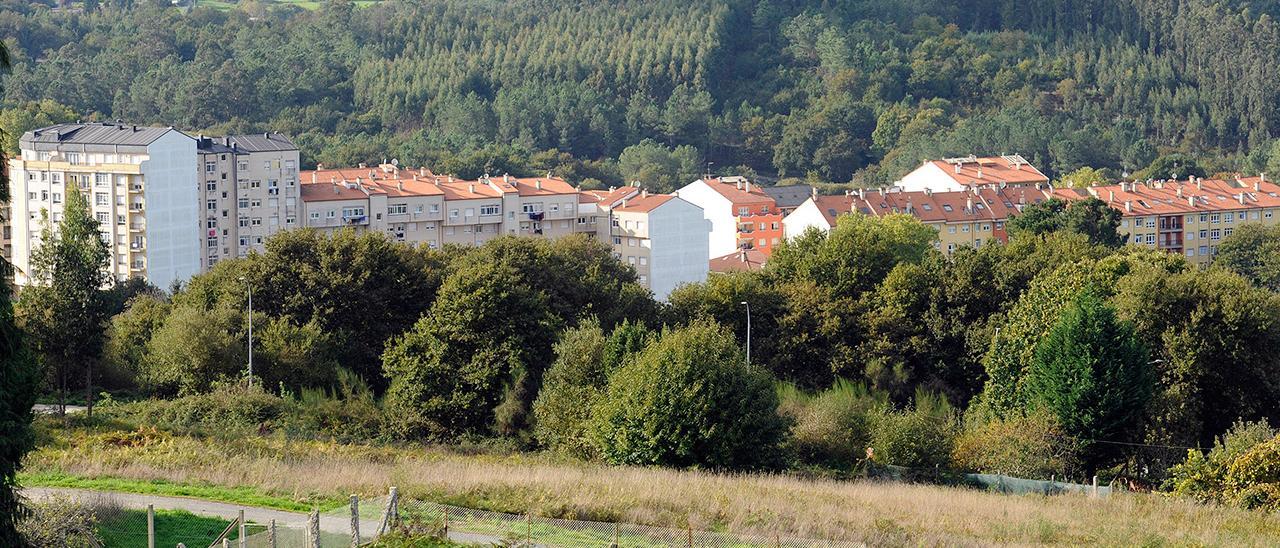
left=283, top=369, right=384, bottom=442
left=1167, top=420, right=1277, bottom=505
left=589, top=321, right=787, bottom=470
left=533, top=320, right=608, bottom=458
left=951, top=411, right=1080, bottom=478
left=780, top=380, right=884, bottom=469
left=869, top=390, right=957, bottom=469
left=17, top=495, right=100, bottom=548
left=104, top=382, right=287, bottom=436
left=1225, top=436, right=1280, bottom=510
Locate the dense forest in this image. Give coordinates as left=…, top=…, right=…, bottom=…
left=8, top=0, right=1280, bottom=189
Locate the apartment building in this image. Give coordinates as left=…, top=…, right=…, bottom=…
left=298, top=165, right=581, bottom=248
left=784, top=185, right=1040, bottom=254
left=1048, top=175, right=1280, bottom=264
left=9, top=122, right=200, bottom=287
left=8, top=123, right=301, bottom=287
left=897, top=154, right=1048, bottom=193
left=675, top=176, right=784, bottom=259
left=582, top=186, right=709, bottom=299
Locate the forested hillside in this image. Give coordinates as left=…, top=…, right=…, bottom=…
left=6, top=0, right=1280, bottom=189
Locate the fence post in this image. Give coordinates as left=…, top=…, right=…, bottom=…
left=1092, top=476, right=1099, bottom=498
left=351, top=494, right=361, bottom=547
left=389, top=486, right=399, bottom=530
left=269, top=519, right=277, bottom=548
left=309, top=509, right=322, bottom=548
left=177, top=544, right=185, bottom=548
left=146, top=504, right=155, bottom=548
left=223, top=539, right=230, bottom=548
left=239, top=509, right=246, bottom=548
left=611, top=522, right=619, bottom=548
left=442, top=506, right=449, bottom=538
left=687, top=524, right=693, bottom=547
left=526, top=512, right=532, bottom=544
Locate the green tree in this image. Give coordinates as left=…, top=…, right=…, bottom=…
left=18, top=185, right=111, bottom=416
left=532, top=319, right=608, bottom=458
left=1026, top=289, right=1152, bottom=470
left=1133, top=153, right=1206, bottom=181
left=1007, top=197, right=1125, bottom=247
left=1215, top=224, right=1280, bottom=291
left=256, top=316, right=340, bottom=392
left=141, top=304, right=244, bottom=395
left=589, top=321, right=786, bottom=469
left=617, top=139, right=703, bottom=193
left=382, top=261, right=559, bottom=441
left=1054, top=166, right=1111, bottom=189
left=102, top=293, right=170, bottom=391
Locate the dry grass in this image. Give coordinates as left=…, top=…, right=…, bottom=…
left=24, top=422, right=1280, bottom=546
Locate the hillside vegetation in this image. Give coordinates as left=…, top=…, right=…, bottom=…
left=7, top=0, right=1280, bottom=187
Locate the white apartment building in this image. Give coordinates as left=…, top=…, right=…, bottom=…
left=584, top=186, right=709, bottom=299
left=8, top=122, right=300, bottom=287
left=9, top=123, right=200, bottom=287
left=896, top=154, right=1047, bottom=193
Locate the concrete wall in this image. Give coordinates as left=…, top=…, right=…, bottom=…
left=782, top=198, right=833, bottom=239
left=898, top=162, right=965, bottom=193
left=139, top=130, right=199, bottom=287
left=647, top=197, right=710, bottom=300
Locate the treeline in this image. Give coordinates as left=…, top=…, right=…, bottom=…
left=8, top=0, right=1280, bottom=188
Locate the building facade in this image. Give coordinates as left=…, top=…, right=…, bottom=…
left=8, top=123, right=301, bottom=287
left=584, top=187, right=709, bottom=299
left=9, top=123, right=200, bottom=287
left=1049, top=176, right=1280, bottom=265
left=674, top=176, right=784, bottom=259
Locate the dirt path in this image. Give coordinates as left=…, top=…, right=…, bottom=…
left=22, top=486, right=498, bottom=545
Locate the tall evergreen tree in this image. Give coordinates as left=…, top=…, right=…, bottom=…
left=1027, top=289, right=1153, bottom=470
left=18, top=183, right=112, bottom=417
left=0, top=40, right=42, bottom=546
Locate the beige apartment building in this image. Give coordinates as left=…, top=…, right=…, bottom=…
left=299, top=165, right=580, bottom=248
left=581, top=186, right=710, bottom=299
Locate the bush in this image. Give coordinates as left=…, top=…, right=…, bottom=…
left=1167, top=420, right=1278, bottom=506
left=533, top=320, right=608, bottom=458
left=869, top=391, right=957, bottom=469
left=589, top=321, right=787, bottom=470
left=282, top=369, right=384, bottom=442
left=1226, top=436, right=1280, bottom=510
left=951, top=411, right=1080, bottom=478
left=780, top=380, right=884, bottom=469
left=17, top=495, right=100, bottom=548
left=103, top=383, right=287, bottom=436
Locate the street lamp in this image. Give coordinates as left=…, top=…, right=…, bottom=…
left=739, top=301, right=751, bottom=366
left=238, top=276, right=254, bottom=386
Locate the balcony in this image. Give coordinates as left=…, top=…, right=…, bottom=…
left=343, top=215, right=368, bottom=225
left=129, top=184, right=144, bottom=193
left=129, top=224, right=145, bottom=232
left=129, top=241, right=145, bottom=251
left=130, top=262, right=146, bottom=272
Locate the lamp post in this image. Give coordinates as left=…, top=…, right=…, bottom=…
left=238, top=276, right=254, bottom=386
left=739, top=301, right=751, bottom=366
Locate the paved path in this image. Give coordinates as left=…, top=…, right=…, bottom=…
left=32, top=403, right=87, bottom=414
left=23, top=487, right=498, bottom=546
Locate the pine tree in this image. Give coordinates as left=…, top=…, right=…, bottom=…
left=1027, top=289, right=1153, bottom=471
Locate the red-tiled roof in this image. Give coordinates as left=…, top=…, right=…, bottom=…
left=709, top=249, right=767, bottom=272
left=299, top=182, right=383, bottom=202
left=930, top=156, right=1049, bottom=187
left=1052, top=177, right=1280, bottom=216
left=701, top=177, right=775, bottom=205
left=614, top=194, right=675, bottom=213
left=581, top=186, right=642, bottom=206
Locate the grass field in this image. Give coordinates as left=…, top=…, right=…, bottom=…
left=21, top=417, right=1280, bottom=546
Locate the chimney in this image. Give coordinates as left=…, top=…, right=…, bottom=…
left=503, top=174, right=509, bottom=183
left=1196, top=178, right=1203, bottom=190
left=1108, top=190, right=1115, bottom=202
left=954, top=163, right=962, bottom=174
left=535, top=180, right=542, bottom=190
left=311, top=172, right=317, bottom=184
left=976, top=166, right=983, bottom=179
left=740, top=250, right=748, bottom=262
left=358, top=163, right=367, bottom=169
left=1176, top=186, right=1183, bottom=198
left=1255, top=181, right=1262, bottom=192
left=1188, top=196, right=1195, bottom=207
left=924, top=188, right=932, bottom=196
left=447, top=175, right=454, bottom=183
left=1124, top=201, right=1132, bottom=212
left=263, top=132, right=269, bottom=140
left=641, top=189, right=649, bottom=199
left=397, top=181, right=404, bottom=191
left=966, top=197, right=974, bottom=213
left=1239, top=193, right=1247, bottom=205
left=858, top=188, right=865, bottom=200
left=736, top=180, right=743, bottom=190
left=1262, top=172, right=1268, bottom=183
left=420, top=167, right=426, bottom=177
left=332, top=184, right=340, bottom=195
left=811, top=186, right=818, bottom=199
left=469, top=183, right=475, bottom=193
left=745, top=181, right=751, bottom=193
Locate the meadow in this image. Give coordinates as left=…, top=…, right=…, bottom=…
left=22, top=415, right=1280, bottom=546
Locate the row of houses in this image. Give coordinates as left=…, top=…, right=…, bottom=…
left=5, top=122, right=711, bottom=299
left=8, top=122, right=1275, bottom=296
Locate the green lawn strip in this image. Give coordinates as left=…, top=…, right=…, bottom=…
left=97, top=508, right=266, bottom=548
left=19, top=471, right=344, bottom=513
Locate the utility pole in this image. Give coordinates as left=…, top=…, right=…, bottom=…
left=239, top=276, right=254, bottom=386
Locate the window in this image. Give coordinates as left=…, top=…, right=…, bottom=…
left=477, top=205, right=497, bottom=216
left=738, top=207, right=749, bottom=216
left=1187, top=249, right=1195, bottom=257
left=238, top=161, right=249, bottom=171
left=429, top=204, right=439, bottom=213
left=341, top=207, right=365, bottom=218
left=250, top=180, right=261, bottom=189
left=95, top=173, right=109, bottom=187
left=961, top=224, right=970, bottom=233
left=947, top=226, right=956, bottom=234
left=627, top=256, right=636, bottom=265
left=250, top=199, right=261, bottom=208
left=326, top=210, right=336, bottom=218
left=207, top=182, right=217, bottom=191
left=207, top=237, right=218, bottom=248
left=388, top=204, right=408, bottom=215
left=1225, top=227, right=1234, bottom=237
left=1211, top=213, right=1220, bottom=224
left=1239, top=212, right=1247, bottom=220
left=975, top=239, right=982, bottom=248
left=613, top=236, right=622, bottom=245
left=629, top=238, right=637, bottom=247
left=95, top=212, right=109, bottom=224
left=522, top=203, right=543, bottom=214
left=239, top=218, right=250, bottom=228
left=947, top=243, right=956, bottom=253
left=1200, top=245, right=1209, bottom=255
left=758, top=239, right=766, bottom=247
left=207, top=219, right=217, bottom=229
left=640, top=257, right=648, bottom=266
left=238, top=198, right=249, bottom=208
left=759, top=222, right=766, bottom=231
left=95, top=192, right=108, bottom=206
left=981, top=224, right=991, bottom=231
left=1266, top=211, right=1275, bottom=219
left=1200, top=230, right=1208, bottom=239
left=239, top=237, right=249, bottom=247
left=1200, top=214, right=1209, bottom=222
left=449, top=209, right=459, bottom=219
left=309, top=212, right=321, bottom=220
left=286, top=216, right=296, bottom=225
left=639, top=275, right=647, bottom=284
left=205, top=162, right=217, bottom=173
left=1225, top=213, right=1234, bottom=224
left=1146, top=218, right=1156, bottom=228
left=207, top=200, right=217, bottom=211
left=1211, top=229, right=1221, bottom=241
left=1121, top=220, right=1129, bottom=228
left=52, top=193, right=62, bottom=204
left=464, top=208, right=475, bottom=217
left=116, top=214, right=126, bottom=226
left=1186, top=231, right=1196, bottom=241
